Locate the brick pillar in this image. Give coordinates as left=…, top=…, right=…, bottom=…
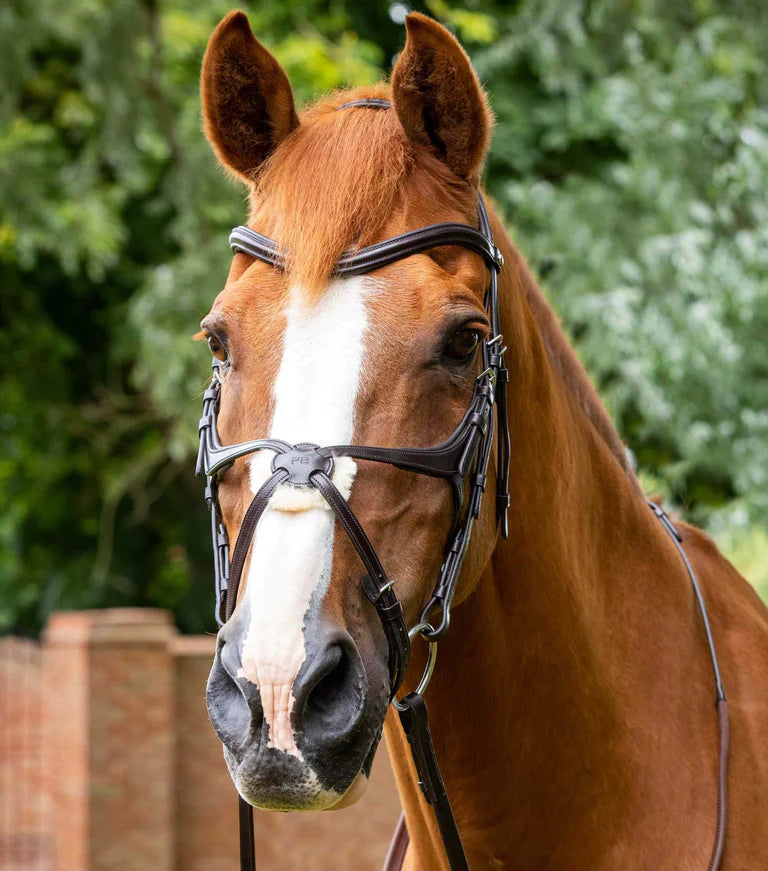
left=44, top=609, right=177, bottom=871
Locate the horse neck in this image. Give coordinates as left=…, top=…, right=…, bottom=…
left=383, top=217, right=719, bottom=869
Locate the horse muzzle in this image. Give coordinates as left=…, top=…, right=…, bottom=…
left=206, top=603, right=388, bottom=810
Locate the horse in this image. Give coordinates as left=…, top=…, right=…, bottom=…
left=198, top=10, right=768, bottom=869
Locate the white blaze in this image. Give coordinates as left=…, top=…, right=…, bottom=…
left=237, top=278, right=370, bottom=757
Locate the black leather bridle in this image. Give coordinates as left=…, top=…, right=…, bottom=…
left=196, top=99, right=728, bottom=871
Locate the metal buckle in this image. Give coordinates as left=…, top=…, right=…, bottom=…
left=476, top=367, right=497, bottom=386
left=478, top=335, right=504, bottom=387
left=376, top=579, right=396, bottom=597
left=648, top=500, right=683, bottom=543
left=487, top=334, right=508, bottom=362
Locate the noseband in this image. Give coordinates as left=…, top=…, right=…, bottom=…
left=196, top=99, right=728, bottom=871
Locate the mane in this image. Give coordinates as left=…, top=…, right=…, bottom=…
left=248, top=85, right=475, bottom=295
left=516, top=254, right=642, bottom=489
left=250, top=85, right=638, bottom=487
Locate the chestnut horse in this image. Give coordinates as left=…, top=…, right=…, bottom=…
left=199, top=10, right=768, bottom=869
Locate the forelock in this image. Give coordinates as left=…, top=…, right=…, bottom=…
left=247, top=85, right=475, bottom=298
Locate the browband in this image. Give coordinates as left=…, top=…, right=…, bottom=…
left=229, top=222, right=504, bottom=277
left=335, top=97, right=392, bottom=111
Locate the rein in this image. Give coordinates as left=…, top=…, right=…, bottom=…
left=195, top=99, right=728, bottom=870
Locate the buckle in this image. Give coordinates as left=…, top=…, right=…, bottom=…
left=361, top=574, right=395, bottom=605
left=647, top=500, right=683, bottom=543
left=493, top=246, right=504, bottom=270
left=476, top=367, right=497, bottom=387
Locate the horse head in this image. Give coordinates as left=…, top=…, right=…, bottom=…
left=200, top=11, right=502, bottom=811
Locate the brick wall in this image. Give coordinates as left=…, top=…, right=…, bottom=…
left=1, top=638, right=54, bottom=870
left=1, top=610, right=401, bottom=871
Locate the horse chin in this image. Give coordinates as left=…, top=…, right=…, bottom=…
left=224, top=744, right=373, bottom=813
left=225, top=744, right=338, bottom=811
left=325, top=771, right=369, bottom=810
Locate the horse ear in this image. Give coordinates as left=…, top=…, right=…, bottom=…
left=392, top=13, right=492, bottom=184
left=201, top=10, right=299, bottom=182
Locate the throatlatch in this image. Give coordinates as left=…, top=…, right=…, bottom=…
left=196, top=98, right=727, bottom=871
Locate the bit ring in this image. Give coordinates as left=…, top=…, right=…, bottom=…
left=391, top=622, right=438, bottom=711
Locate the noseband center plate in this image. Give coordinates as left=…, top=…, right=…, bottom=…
left=271, top=444, right=334, bottom=486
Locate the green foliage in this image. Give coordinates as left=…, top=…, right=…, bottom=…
left=0, top=0, right=389, bottom=634
left=1, top=0, right=766, bottom=633
left=475, top=0, right=768, bottom=539
left=717, top=525, right=768, bottom=601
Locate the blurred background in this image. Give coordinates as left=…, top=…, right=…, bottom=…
left=2, top=0, right=767, bottom=639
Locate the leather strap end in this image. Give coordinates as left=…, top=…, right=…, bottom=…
left=496, top=493, right=510, bottom=537
left=396, top=693, right=446, bottom=807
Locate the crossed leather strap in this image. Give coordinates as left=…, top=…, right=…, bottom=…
left=197, top=99, right=727, bottom=871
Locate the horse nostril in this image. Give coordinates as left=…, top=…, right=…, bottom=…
left=306, top=645, right=346, bottom=718
left=207, top=640, right=262, bottom=749
left=294, top=639, right=366, bottom=740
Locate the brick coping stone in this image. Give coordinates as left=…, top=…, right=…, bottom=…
left=170, top=635, right=217, bottom=656
left=44, top=608, right=178, bottom=645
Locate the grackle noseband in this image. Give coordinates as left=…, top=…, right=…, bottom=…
left=196, top=99, right=728, bottom=871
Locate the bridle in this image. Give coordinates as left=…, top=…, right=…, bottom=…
left=195, top=99, right=728, bottom=871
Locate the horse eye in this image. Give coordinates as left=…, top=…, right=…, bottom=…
left=443, top=328, right=480, bottom=363
left=207, top=334, right=228, bottom=362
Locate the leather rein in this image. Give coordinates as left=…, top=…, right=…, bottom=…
left=196, top=99, right=728, bottom=870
